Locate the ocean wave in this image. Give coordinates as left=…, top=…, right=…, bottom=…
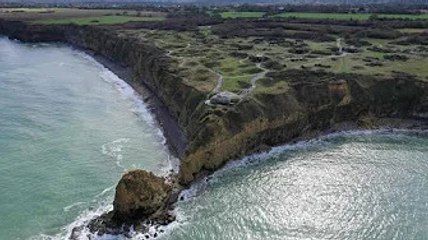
left=63, top=202, right=87, bottom=212
left=98, top=70, right=156, bottom=126
left=28, top=201, right=112, bottom=240
left=30, top=184, right=117, bottom=240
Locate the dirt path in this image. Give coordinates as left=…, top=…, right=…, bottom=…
left=210, top=70, right=224, bottom=94
left=239, top=63, right=268, bottom=97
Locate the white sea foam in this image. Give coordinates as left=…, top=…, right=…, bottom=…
left=63, top=202, right=86, bottom=212
left=101, top=138, right=131, bottom=170
left=28, top=201, right=113, bottom=240
left=72, top=51, right=157, bottom=127
left=75, top=50, right=177, bottom=174
left=80, top=53, right=175, bottom=172
left=93, top=185, right=116, bottom=201
left=98, top=69, right=156, bottom=126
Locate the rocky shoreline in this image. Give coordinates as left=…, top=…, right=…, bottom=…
left=1, top=20, right=427, bottom=238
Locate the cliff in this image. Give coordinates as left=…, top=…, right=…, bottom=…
left=179, top=70, right=428, bottom=184
left=1, top=20, right=427, bottom=234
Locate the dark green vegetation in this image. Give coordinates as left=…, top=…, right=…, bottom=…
left=218, top=11, right=428, bottom=20
left=274, top=12, right=428, bottom=20
left=1, top=4, right=427, bottom=236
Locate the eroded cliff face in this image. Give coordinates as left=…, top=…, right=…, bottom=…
left=179, top=70, right=428, bottom=184
left=1, top=20, right=427, bottom=226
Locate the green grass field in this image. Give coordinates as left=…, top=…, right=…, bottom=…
left=0, top=8, right=54, bottom=13
left=33, top=15, right=164, bottom=25
left=220, top=12, right=265, bottom=19
left=136, top=23, right=428, bottom=94
left=214, top=57, right=261, bottom=92
left=274, top=12, right=428, bottom=21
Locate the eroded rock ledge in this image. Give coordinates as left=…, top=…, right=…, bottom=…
left=81, top=170, right=177, bottom=237
left=1, top=20, right=427, bottom=237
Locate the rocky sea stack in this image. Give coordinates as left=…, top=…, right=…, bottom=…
left=82, top=170, right=176, bottom=237
left=113, top=170, right=173, bottom=223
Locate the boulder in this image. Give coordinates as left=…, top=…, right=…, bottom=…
left=112, top=170, right=172, bottom=222
left=210, top=91, right=241, bottom=105
left=343, top=46, right=361, bottom=53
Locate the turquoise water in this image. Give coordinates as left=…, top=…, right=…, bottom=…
left=0, top=38, right=171, bottom=239
left=1, top=37, right=428, bottom=240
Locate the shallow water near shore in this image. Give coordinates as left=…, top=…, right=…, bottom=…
left=1, top=37, right=428, bottom=240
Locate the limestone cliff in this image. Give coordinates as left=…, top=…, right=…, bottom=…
left=179, top=70, right=428, bottom=184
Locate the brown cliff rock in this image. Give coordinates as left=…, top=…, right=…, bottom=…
left=113, top=170, right=172, bottom=223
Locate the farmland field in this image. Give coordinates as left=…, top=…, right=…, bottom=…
left=220, top=11, right=265, bottom=19
left=0, top=8, right=166, bottom=21
left=0, top=8, right=55, bottom=13
left=33, top=15, right=164, bottom=25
